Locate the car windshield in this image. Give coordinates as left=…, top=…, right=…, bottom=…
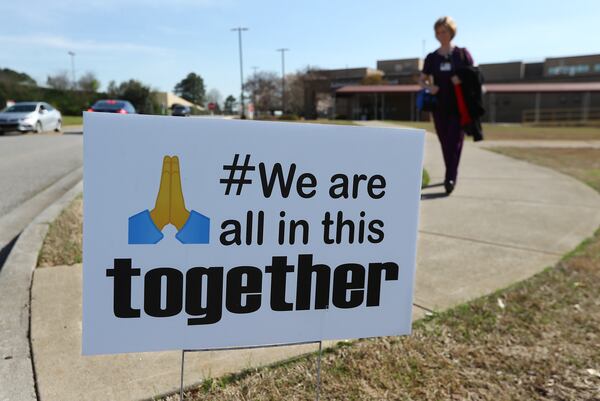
left=94, top=101, right=126, bottom=110
left=4, top=104, right=37, bottom=112
left=173, top=106, right=186, bottom=110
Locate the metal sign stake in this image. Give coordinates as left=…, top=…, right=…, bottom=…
left=180, top=350, right=185, bottom=401
left=315, top=340, right=323, bottom=401
left=177, top=340, right=324, bottom=401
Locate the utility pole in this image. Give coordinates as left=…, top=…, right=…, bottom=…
left=276, top=48, right=289, bottom=113
left=251, top=66, right=259, bottom=115
left=68, top=51, right=76, bottom=89
left=231, top=27, right=249, bottom=118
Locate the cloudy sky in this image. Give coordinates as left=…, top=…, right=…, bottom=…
left=1, top=0, right=598, bottom=99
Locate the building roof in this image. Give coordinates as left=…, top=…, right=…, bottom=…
left=336, top=85, right=420, bottom=94
left=336, top=82, right=600, bottom=94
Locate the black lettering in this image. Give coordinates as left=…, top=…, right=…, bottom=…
left=245, top=211, right=253, bottom=245
left=290, top=219, right=309, bottom=245
left=333, top=263, right=365, bottom=308
left=329, top=174, right=349, bottom=199
left=366, top=262, right=399, bottom=306
left=186, top=267, right=223, bottom=325
left=106, top=258, right=141, bottom=318
left=144, top=268, right=183, bottom=317
left=220, top=220, right=242, bottom=245
left=257, top=210, right=264, bottom=245
left=368, top=175, right=386, bottom=199
left=296, top=254, right=330, bottom=310
left=336, top=211, right=355, bottom=244
left=297, top=173, right=317, bottom=198
left=226, top=266, right=262, bottom=313
left=259, top=162, right=296, bottom=198
left=265, top=256, right=294, bottom=311
left=322, top=212, right=335, bottom=244
left=367, top=220, right=384, bottom=244
left=352, top=174, right=367, bottom=198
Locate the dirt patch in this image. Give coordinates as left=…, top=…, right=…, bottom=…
left=37, top=195, right=82, bottom=267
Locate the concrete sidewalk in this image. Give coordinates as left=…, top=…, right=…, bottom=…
left=479, top=139, right=600, bottom=149
left=29, top=122, right=600, bottom=401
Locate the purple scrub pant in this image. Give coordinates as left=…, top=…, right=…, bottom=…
left=432, top=111, right=465, bottom=183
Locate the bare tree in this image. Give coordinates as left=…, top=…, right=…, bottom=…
left=283, top=66, right=322, bottom=116
left=46, top=71, right=70, bottom=90
left=243, top=71, right=280, bottom=114
left=206, top=88, right=223, bottom=108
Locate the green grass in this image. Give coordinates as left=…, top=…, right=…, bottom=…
left=158, top=146, right=600, bottom=401
left=384, top=120, right=600, bottom=141
left=421, top=169, right=430, bottom=188
left=62, top=115, right=83, bottom=126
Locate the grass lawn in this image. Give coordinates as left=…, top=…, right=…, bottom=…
left=385, top=120, right=600, bottom=141
left=62, top=115, right=83, bottom=126
left=160, top=146, right=600, bottom=401
left=38, top=146, right=600, bottom=400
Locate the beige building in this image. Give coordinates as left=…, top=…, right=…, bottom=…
left=153, top=92, right=205, bottom=114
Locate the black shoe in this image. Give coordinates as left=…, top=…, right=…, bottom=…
left=444, top=180, right=455, bottom=195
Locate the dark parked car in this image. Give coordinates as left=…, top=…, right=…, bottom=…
left=88, top=100, right=136, bottom=114
left=171, top=104, right=191, bottom=117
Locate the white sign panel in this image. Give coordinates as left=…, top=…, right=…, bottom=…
left=83, top=113, right=424, bottom=355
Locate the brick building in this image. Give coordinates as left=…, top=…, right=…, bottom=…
left=304, top=54, right=600, bottom=124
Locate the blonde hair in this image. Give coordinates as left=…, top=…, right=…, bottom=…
left=434, top=16, right=457, bottom=39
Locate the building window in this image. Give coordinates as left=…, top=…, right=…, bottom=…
left=548, top=64, right=591, bottom=76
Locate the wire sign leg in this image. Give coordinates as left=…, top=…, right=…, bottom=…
left=180, top=350, right=186, bottom=401
left=315, top=341, right=323, bottom=401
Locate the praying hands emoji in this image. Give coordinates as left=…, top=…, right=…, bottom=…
left=128, top=156, right=210, bottom=244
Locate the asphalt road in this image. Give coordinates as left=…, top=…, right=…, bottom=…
left=0, top=130, right=82, bottom=218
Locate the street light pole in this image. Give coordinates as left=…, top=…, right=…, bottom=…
left=276, top=48, right=289, bottom=113
left=231, top=27, right=249, bottom=119
left=68, top=51, right=76, bottom=89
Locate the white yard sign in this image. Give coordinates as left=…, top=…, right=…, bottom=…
left=83, top=113, right=424, bottom=355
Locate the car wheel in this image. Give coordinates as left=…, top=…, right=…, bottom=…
left=35, top=121, right=43, bottom=134
left=55, top=119, right=62, bottom=132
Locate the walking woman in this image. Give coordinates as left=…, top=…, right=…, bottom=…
left=419, top=16, right=474, bottom=195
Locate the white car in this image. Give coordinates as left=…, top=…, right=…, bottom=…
left=0, top=102, right=62, bottom=135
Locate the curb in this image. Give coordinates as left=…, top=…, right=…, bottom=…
left=0, top=178, right=83, bottom=401
left=0, top=167, right=83, bottom=254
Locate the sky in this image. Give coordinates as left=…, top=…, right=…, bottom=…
left=1, top=0, right=599, bottom=102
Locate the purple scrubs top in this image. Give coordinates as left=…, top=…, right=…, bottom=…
left=422, top=47, right=474, bottom=115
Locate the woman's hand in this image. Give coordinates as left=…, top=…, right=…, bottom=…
left=451, top=75, right=462, bottom=85
left=429, top=85, right=440, bottom=95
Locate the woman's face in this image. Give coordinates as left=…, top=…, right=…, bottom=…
left=435, top=26, right=452, bottom=46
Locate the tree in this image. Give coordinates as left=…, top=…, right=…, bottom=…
left=46, top=71, right=70, bottom=90
left=0, top=68, right=37, bottom=86
left=174, top=73, right=205, bottom=105
left=107, top=79, right=159, bottom=114
left=206, top=88, right=223, bottom=109
left=243, top=71, right=280, bottom=114
left=78, top=72, right=100, bottom=92
left=223, top=95, right=236, bottom=115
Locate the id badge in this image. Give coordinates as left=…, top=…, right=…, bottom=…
left=440, top=62, right=452, bottom=72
